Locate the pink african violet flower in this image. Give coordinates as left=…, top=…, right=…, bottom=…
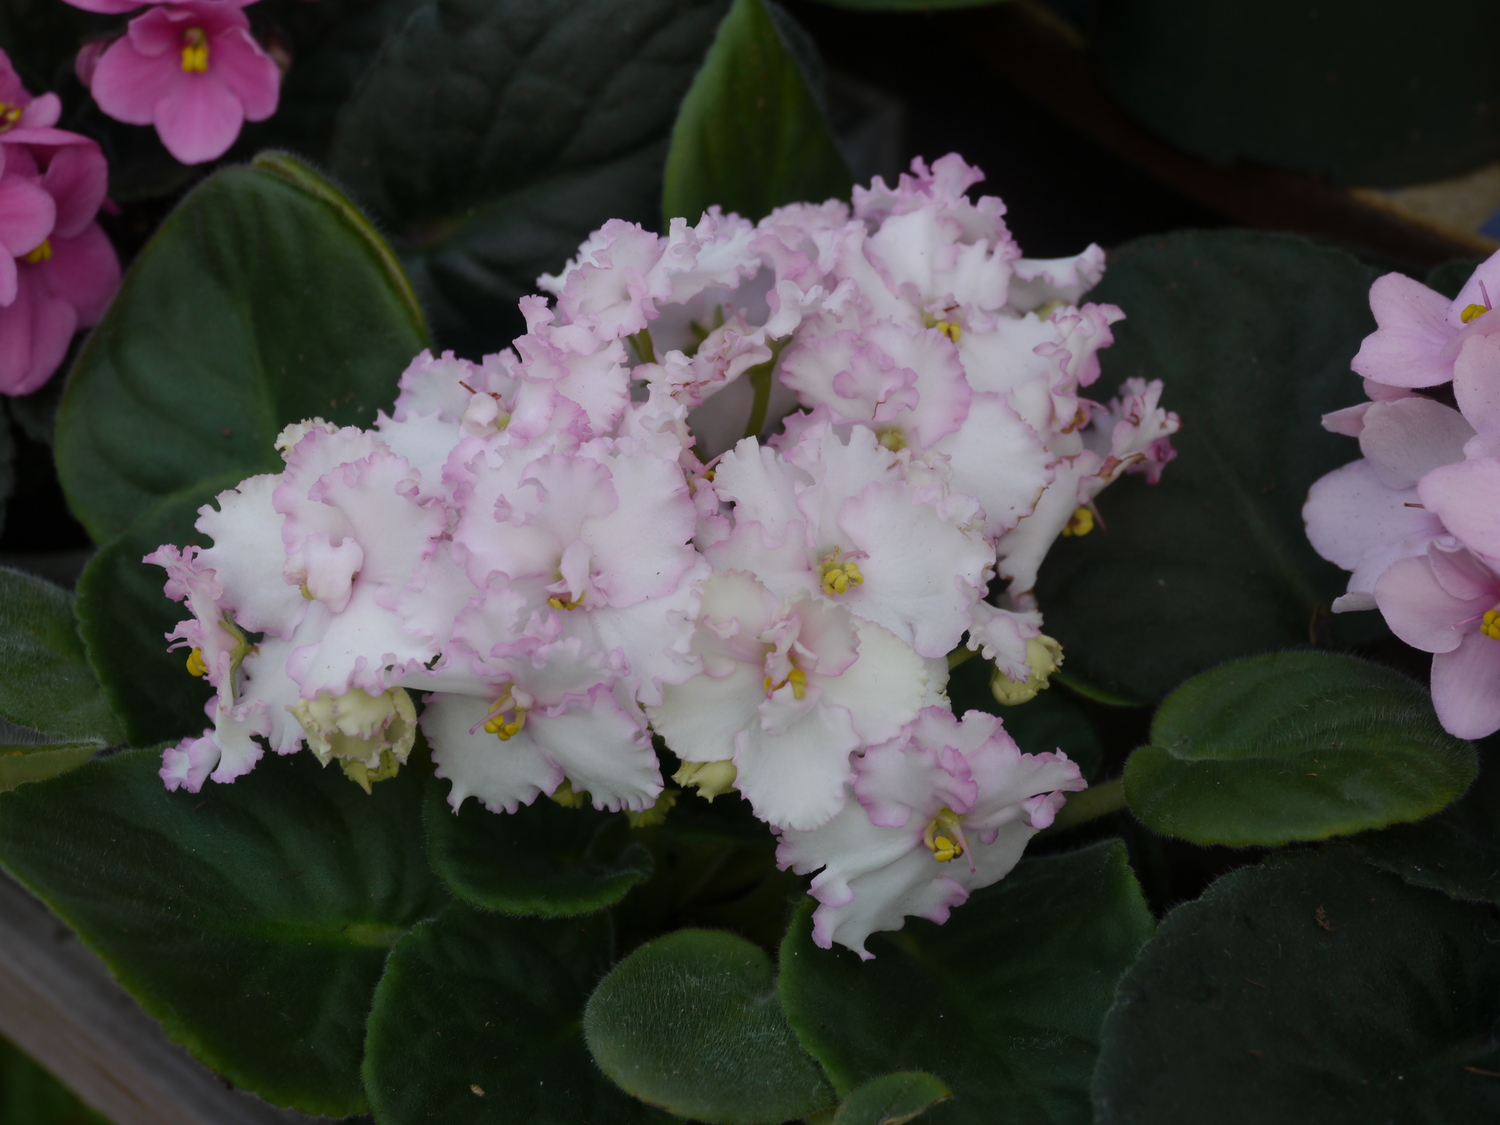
left=1374, top=539, right=1500, bottom=739
left=777, top=707, right=1085, bottom=958
left=89, top=0, right=279, bottom=165
left=0, top=50, right=63, bottom=133
left=0, top=122, right=120, bottom=395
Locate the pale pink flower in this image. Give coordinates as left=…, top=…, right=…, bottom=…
left=777, top=707, right=1085, bottom=957
left=89, top=0, right=279, bottom=164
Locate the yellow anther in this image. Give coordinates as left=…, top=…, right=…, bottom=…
left=934, top=320, right=962, bottom=343
left=820, top=560, right=864, bottom=596
left=185, top=647, right=209, bottom=678
left=1483, top=609, right=1500, bottom=641
left=1060, top=507, right=1094, bottom=537
left=482, top=706, right=527, bottom=741
left=181, top=27, right=209, bottom=73
left=23, top=240, right=50, bottom=265
left=1462, top=303, right=1490, bottom=325
left=877, top=427, right=907, bottom=452
left=0, top=104, right=20, bottom=130
left=300, top=583, right=315, bottom=600
left=546, top=592, right=584, bottom=611
left=923, top=809, right=966, bottom=863
left=765, top=667, right=808, bottom=701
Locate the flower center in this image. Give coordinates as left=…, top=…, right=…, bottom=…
left=185, top=647, right=209, bottom=677
left=764, top=666, right=807, bottom=701
left=1060, top=506, right=1094, bottom=537
left=922, top=808, right=968, bottom=864
left=0, top=103, right=20, bottom=133
left=481, top=692, right=527, bottom=741
left=23, top=240, right=51, bottom=264
left=820, top=560, right=863, bottom=597
left=1482, top=609, right=1500, bottom=641
left=181, top=27, right=210, bottom=73
left=1462, top=303, right=1490, bottom=325
left=546, top=592, right=584, bottom=611
left=876, top=427, right=906, bottom=452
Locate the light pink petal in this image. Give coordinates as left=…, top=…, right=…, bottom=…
left=1373, top=553, right=1486, bottom=654
left=1358, top=396, right=1473, bottom=489
left=208, top=27, right=279, bottom=122
left=40, top=223, right=120, bottom=325
left=1431, top=632, right=1500, bottom=739
left=1427, top=540, right=1498, bottom=602
left=91, top=38, right=182, bottom=125
left=1303, top=458, right=1442, bottom=573
left=153, top=75, right=245, bottom=164
left=1418, top=459, right=1500, bottom=561
left=1452, top=331, right=1500, bottom=437
left=1351, top=273, right=1456, bottom=388
left=1450, top=249, right=1500, bottom=328
left=41, top=142, right=110, bottom=238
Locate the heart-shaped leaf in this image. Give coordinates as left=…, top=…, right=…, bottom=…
left=1093, top=849, right=1500, bottom=1123
left=424, top=775, right=653, bottom=915
left=1034, top=231, right=1386, bottom=705
left=584, top=928, right=835, bottom=1124
left=327, top=0, right=730, bottom=355
left=75, top=476, right=241, bottom=748
left=834, top=1072, right=952, bottom=1125
left=54, top=152, right=427, bottom=544
left=1124, top=651, right=1477, bottom=847
left=363, top=902, right=670, bottom=1124
left=778, top=840, right=1153, bottom=1125
left=662, top=0, right=851, bottom=223
left=0, top=747, right=448, bottom=1117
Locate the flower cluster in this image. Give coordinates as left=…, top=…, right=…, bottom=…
left=1306, top=252, right=1500, bottom=739
left=0, top=50, right=120, bottom=395
left=150, top=156, right=1177, bottom=953
left=68, top=0, right=280, bottom=164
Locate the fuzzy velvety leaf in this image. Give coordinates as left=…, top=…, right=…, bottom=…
left=585, top=928, right=835, bottom=1124
left=662, top=0, right=850, bottom=223
left=0, top=742, right=98, bottom=793
left=1124, top=652, right=1477, bottom=847
left=327, top=0, right=729, bottom=354
left=0, top=747, right=447, bottom=1117
left=1355, top=740, right=1500, bottom=907
left=1034, top=231, right=1384, bottom=704
left=0, top=567, right=119, bottom=749
left=75, top=476, right=239, bottom=749
left=364, top=902, right=667, bottom=1124
left=779, top=840, right=1153, bottom=1125
left=1093, top=849, right=1500, bottom=1123
left=424, top=775, right=653, bottom=915
left=54, top=153, right=427, bottom=544
left=1094, top=0, right=1500, bottom=186
left=834, top=1072, right=952, bottom=1125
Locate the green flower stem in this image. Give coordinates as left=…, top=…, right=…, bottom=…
left=742, top=338, right=790, bottom=440
left=1040, top=777, right=1126, bottom=836
left=948, top=646, right=979, bottom=671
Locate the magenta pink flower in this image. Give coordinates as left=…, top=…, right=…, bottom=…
left=0, top=133, right=120, bottom=395
left=1, top=50, right=63, bottom=133
left=89, top=0, right=279, bottom=165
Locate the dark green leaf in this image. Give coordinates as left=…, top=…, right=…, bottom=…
left=0, top=411, right=12, bottom=535
left=1035, top=231, right=1385, bottom=704
left=1355, top=741, right=1500, bottom=907
left=1124, top=652, right=1477, bottom=847
left=363, top=902, right=669, bottom=1124
left=0, top=743, right=99, bottom=794
left=834, top=1072, right=952, bottom=1125
left=779, top=840, right=1154, bottom=1124
left=0, top=567, right=119, bottom=746
left=0, top=1034, right=110, bottom=1125
left=1094, top=0, right=1500, bottom=186
left=1094, top=849, right=1500, bottom=1124
left=663, top=0, right=851, bottom=223
left=1428, top=258, right=1484, bottom=300
left=327, top=0, right=730, bottom=354
left=585, top=928, right=835, bottom=1124
left=0, top=747, right=447, bottom=1117
left=75, top=476, right=239, bottom=748
left=54, top=153, right=428, bottom=544
left=807, top=0, right=1004, bottom=7
left=424, top=775, right=653, bottom=915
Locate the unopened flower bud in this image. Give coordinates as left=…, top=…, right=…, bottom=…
left=673, top=759, right=738, bottom=801
left=990, top=635, right=1063, bottom=706
left=289, top=687, right=416, bottom=785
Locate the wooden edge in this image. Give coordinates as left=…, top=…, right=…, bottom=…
left=963, top=0, right=1493, bottom=268
left=0, top=873, right=354, bottom=1125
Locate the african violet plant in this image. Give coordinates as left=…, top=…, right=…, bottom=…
left=0, top=1, right=1497, bottom=1124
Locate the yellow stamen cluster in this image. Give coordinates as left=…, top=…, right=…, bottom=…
left=876, top=427, right=906, bottom=452
left=922, top=809, right=965, bottom=863
left=1482, top=609, right=1500, bottom=641
left=185, top=647, right=209, bottom=678
left=0, top=104, right=20, bottom=131
left=820, top=559, right=864, bottom=596
left=764, top=667, right=808, bottom=701
left=482, top=694, right=527, bottom=740
left=1060, top=507, right=1094, bottom=537
left=24, top=240, right=51, bottom=265
left=546, top=592, right=584, bottom=611
left=1462, top=303, right=1490, bottom=325
left=181, top=27, right=209, bottom=73
left=934, top=320, right=962, bottom=343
